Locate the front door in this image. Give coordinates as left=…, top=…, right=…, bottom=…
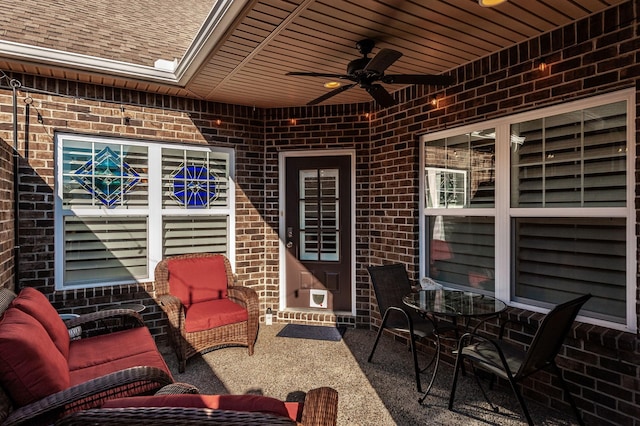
left=283, top=154, right=352, bottom=312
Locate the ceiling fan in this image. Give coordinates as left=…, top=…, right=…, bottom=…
left=286, top=39, right=454, bottom=108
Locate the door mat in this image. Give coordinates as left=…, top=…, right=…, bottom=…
left=276, top=324, right=346, bottom=342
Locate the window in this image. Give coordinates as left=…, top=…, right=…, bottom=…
left=55, top=134, right=234, bottom=289
left=420, top=90, right=635, bottom=331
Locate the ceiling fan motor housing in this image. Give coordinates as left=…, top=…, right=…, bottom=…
left=347, top=57, right=372, bottom=76
left=355, top=38, right=375, bottom=55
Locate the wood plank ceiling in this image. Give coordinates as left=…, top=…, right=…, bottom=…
left=0, top=0, right=626, bottom=108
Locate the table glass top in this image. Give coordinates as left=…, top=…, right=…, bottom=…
left=403, top=289, right=506, bottom=317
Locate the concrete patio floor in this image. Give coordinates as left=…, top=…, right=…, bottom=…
left=159, top=324, right=579, bottom=426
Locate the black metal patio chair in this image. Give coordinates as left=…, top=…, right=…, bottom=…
left=367, top=263, right=451, bottom=395
left=448, top=293, right=591, bottom=426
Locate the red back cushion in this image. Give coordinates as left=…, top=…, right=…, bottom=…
left=0, top=308, right=70, bottom=406
left=102, top=394, right=291, bottom=419
left=10, top=287, right=70, bottom=358
left=167, top=256, right=229, bottom=307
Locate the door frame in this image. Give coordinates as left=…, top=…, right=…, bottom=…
left=278, top=149, right=356, bottom=316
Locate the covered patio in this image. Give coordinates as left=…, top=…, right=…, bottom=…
left=0, top=0, right=638, bottom=425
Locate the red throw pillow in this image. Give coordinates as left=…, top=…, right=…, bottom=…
left=10, top=287, right=70, bottom=358
left=103, top=394, right=292, bottom=419
left=0, top=308, right=70, bottom=406
left=167, top=256, right=229, bottom=307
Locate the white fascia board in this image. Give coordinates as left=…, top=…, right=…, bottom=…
left=173, top=0, right=253, bottom=84
left=0, top=39, right=178, bottom=83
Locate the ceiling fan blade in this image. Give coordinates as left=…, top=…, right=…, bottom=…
left=363, top=48, right=402, bottom=74
left=287, top=71, right=350, bottom=79
left=366, top=84, right=396, bottom=108
left=307, top=83, right=356, bottom=105
left=382, top=74, right=454, bottom=86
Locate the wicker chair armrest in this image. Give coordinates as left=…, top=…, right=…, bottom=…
left=4, top=366, right=173, bottom=426
left=156, top=294, right=185, bottom=331
left=55, top=407, right=298, bottom=425
left=156, top=294, right=182, bottom=312
left=64, top=309, right=144, bottom=329
left=227, top=286, right=258, bottom=310
left=300, top=387, right=339, bottom=426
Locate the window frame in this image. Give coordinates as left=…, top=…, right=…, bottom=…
left=419, top=89, right=636, bottom=332
left=54, top=133, right=236, bottom=290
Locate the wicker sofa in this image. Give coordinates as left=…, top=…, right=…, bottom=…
left=154, top=253, right=259, bottom=372
left=55, top=386, right=339, bottom=426
left=0, top=287, right=173, bottom=426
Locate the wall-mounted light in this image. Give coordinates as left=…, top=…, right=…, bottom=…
left=478, top=0, right=507, bottom=6
left=215, top=119, right=222, bottom=125
left=430, top=97, right=438, bottom=107
left=535, top=57, right=548, bottom=72
left=290, top=118, right=297, bottom=125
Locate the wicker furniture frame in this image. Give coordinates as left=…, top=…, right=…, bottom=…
left=55, top=386, right=339, bottom=426
left=0, top=288, right=174, bottom=426
left=154, top=253, right=259, bottom=373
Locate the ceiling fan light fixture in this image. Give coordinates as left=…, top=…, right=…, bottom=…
left=324, top=81, right=341, bottom=89
left=478, top=0, right=507, bottom=6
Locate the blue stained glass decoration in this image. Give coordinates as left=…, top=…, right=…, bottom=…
left=171, top=165, right=217, bottom=207
left=73, top=146, right=140, bottom=207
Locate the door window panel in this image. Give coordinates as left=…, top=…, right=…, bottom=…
left=299, top=169, right=339, bottom=261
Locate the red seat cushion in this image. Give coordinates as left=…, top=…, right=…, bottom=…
left=0, top=308, right=70, bottom=406
left=184, top=299, right=248, bottom=333
left=168, top=256, right=229, bottom=308
left=10, top=287, right=70, bottom=358
left=102, top=394, right=292, bottom=419
left=68, top=327, right=172, bottom=385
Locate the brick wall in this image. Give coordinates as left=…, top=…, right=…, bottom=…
left=0, top=82, right=264, bottom=338
left=0, top=90, right=14, bottom=289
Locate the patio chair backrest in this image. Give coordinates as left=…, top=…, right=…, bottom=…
left=367, top=263, right=412, bottom=315
left=517, top=294, right=591, bottom=378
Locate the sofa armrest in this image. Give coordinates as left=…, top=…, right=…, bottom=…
left=3, top=366, right=173, bottom=426
left=63, top=309, right=145, bottom=338
left=154, top=383, right=200, bottom=395
left=301, top=387, right=338, bottom=426
left=55, top=407, right=298, bottom=425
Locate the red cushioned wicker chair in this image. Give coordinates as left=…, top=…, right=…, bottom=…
left=154, top=253, right=259, bottom=373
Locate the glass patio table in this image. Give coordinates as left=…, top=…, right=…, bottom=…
left=403, top=289, right=506, bottom=403
left=403, top=289, right=506, bottom=324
